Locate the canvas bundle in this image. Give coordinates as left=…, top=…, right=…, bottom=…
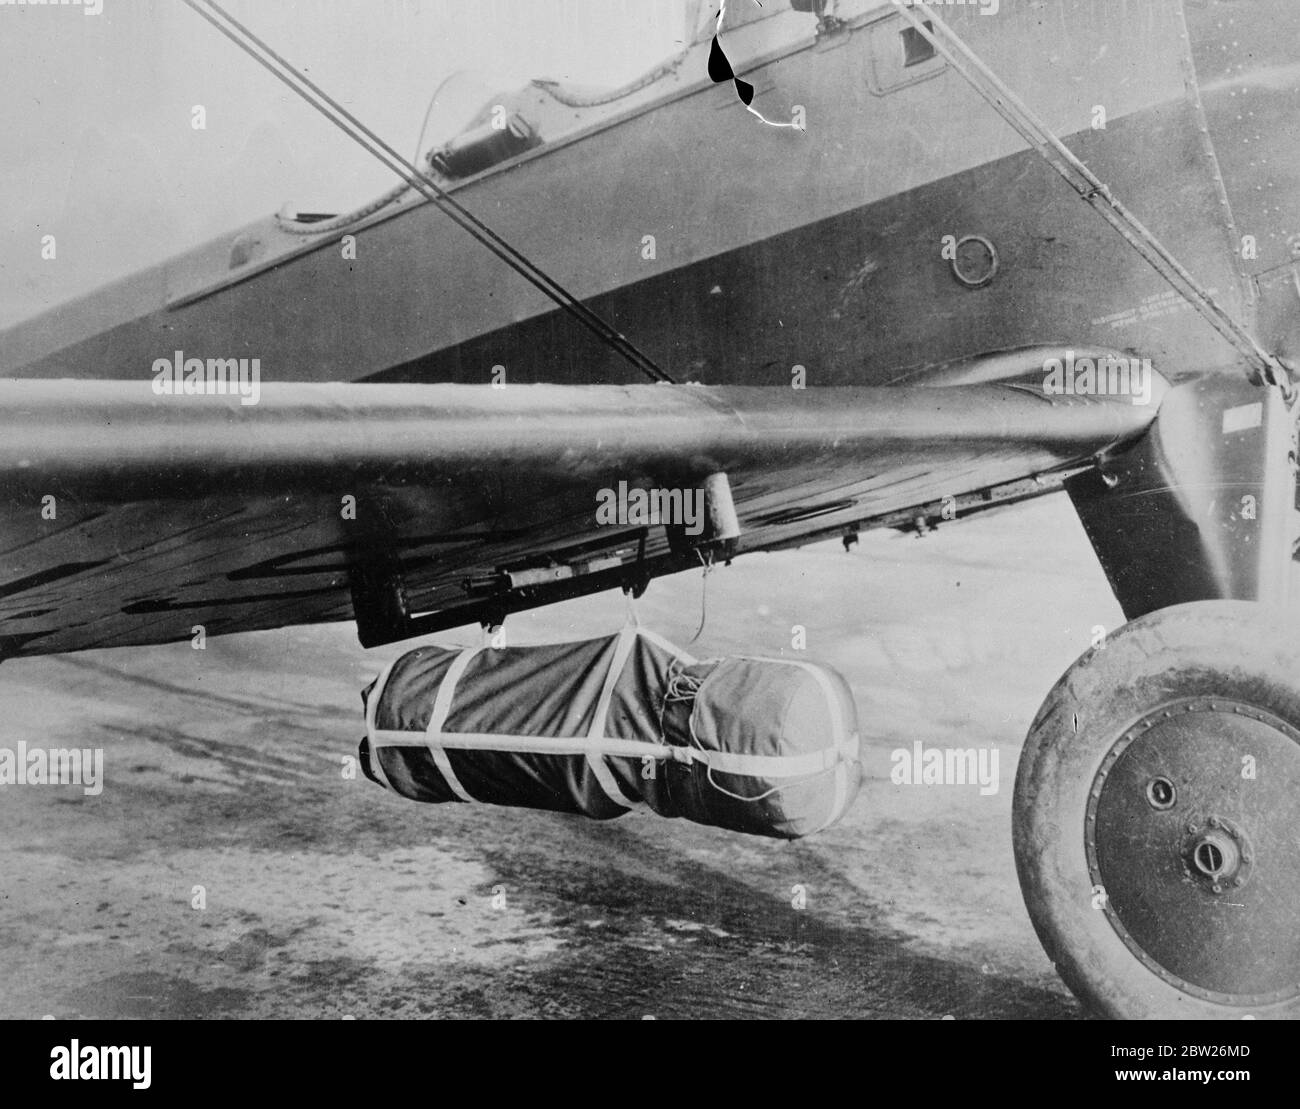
left=359, top=625, right=861, bottom=839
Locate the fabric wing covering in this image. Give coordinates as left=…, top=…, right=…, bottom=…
left=360, top=626, right=862, bottom=839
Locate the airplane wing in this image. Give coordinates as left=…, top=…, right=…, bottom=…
left=0, top=373, right=1158, bottom=658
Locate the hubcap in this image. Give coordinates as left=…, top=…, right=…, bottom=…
left=1086, top=697, right=1300, bottom=1006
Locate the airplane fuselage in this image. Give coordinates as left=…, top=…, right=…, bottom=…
left=2, top=0, right=1296, bottom=395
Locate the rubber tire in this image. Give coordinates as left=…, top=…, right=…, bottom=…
left=1013, top=600, right=1300, bottom=1019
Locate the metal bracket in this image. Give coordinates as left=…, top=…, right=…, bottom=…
left=348, top=548, right=411, bottom=649
left=1067, top=373, right=1298, bottom=619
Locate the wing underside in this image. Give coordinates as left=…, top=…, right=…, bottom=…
left=0, top=377, right=1157, bottom=657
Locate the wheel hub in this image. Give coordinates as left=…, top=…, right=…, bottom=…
left=1086, top=697, right=1300, bottom=1006
left=1182, top=815, right=1252, bottom=893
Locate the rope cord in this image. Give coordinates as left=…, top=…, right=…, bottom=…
left=533, top=50, right=689, bottom=108
left=275, top=177, right=416, bottom=236
left=657, top=660, right=791, bottom=804
left=281, top=49, right=691, bottom=237
left=182, top=0, right=675, bottom=385
left=686, top=549, right=713, bottom=645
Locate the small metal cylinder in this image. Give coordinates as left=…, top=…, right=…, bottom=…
left=703, top=471, right=741, bottom=542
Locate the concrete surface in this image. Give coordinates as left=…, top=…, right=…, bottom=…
left=0, top=495, right=1149, bottom=1018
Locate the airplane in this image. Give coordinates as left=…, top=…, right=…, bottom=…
left=1, top=0, right=1298, bottom=1019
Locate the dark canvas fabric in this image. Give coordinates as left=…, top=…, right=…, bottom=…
left=652, top=656, right=862, bottom=838
left=360, top=628, right=861, bottom=839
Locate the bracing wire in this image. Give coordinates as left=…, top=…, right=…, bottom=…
left=181, top=0, right=676, bottom=385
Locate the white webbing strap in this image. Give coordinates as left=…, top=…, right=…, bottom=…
left=365, top=639, right=859, bottom=820
left=789, top=660, right=859, bottom=830
left=365, top=729, right=838, bottom=777
left=423, top=646, right=482, bottom=802
left=696, top=746, right=843, bottom=778
left=636, top=626, right=698, bottom=666
left=363, top=659, right=402, bottom=792
left=370, top=729, right=685, bottom=760
left=733, top=656, right=860, bottom=830
left=585, top=625, right=649, bottom=813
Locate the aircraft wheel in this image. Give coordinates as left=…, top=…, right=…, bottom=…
left=1013, top=600, right=1300, bottom=1018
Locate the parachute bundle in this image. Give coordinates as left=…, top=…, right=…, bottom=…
left=359, top=624, right=862, bottom=840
